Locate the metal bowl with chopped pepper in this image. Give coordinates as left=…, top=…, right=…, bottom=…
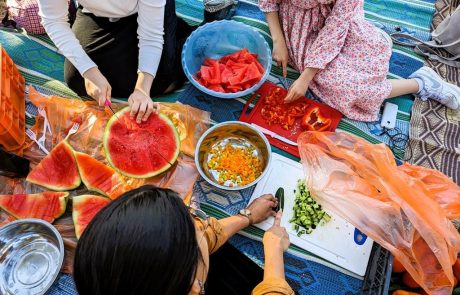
left=195, top=121, right=272, bottom=190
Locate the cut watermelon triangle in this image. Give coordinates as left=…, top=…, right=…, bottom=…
left=72, top=194, right=111, bottom=239
left=74, top=152, right=129, bottom=199
left=26, top=140, right=81, bottom=191
left=0, top=192, right=69, bottom=223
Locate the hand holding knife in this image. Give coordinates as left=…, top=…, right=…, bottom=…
left=105, top=99, right=119, bottom=119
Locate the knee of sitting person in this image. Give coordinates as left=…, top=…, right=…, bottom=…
left=64, top=62, right=87, bottom=97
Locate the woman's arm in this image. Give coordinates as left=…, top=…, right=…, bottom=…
left=38, top=1, right=111, bottom=105
left=253, top=211, right=294, bottom=295
left=262, top=211, right=289, bottom=280
left=203, top=194, right=277, bottom=254
left=265, top=12, right=284, bottom=45
left=137, top=0, right=165, bottom=78
left=128, top=0, right=165, bottom=123
left=128, top=72, right=159, bottom=123
left=219, top=194, right=277, bottom=242
left=38, top=0, right=96, bottom=76
left=265, top=12, right=289, bottom=77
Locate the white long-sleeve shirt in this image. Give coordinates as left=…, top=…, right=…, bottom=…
left=38, top=0, right=165, bottom=77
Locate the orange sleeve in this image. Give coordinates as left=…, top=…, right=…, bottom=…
left=252, top=277, right=295, bottom=295
left=195, top=217, right=228, bottom=254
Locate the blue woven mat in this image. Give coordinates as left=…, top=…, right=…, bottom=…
left=1, top=0, right=435, bottom=293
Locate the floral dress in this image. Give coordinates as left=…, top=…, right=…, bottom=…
left=259, top=0, right=392, bottom=121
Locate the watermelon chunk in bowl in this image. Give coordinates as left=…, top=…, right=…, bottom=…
left=195, top=49, right=265, bottom=94
left=182, top=20, right=272, bottom=99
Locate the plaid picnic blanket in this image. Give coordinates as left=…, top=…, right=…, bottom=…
left=0, top=0, right=435, bottom=294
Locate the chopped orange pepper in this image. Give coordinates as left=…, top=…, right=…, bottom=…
left=208, top=145, right=263, bottom=186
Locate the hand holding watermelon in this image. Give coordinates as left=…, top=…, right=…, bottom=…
left=128, top=88, right=160, bottom=124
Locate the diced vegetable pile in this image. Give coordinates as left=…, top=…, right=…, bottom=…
left=208, top=144, right=263, bottom=187
left=261, top=88, right=310, bottom=130
left=290, top=180, right=331, bottom=236
left=195, top=48, right=265, bottom=93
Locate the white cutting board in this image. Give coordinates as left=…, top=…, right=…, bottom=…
left=248, top=153, right=373, bottom=276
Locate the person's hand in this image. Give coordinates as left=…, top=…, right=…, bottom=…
left=272, top=39, right=289, bottom=77
left=284, top=76, right=309, bottom=103
left=128, top=88, right=160, bottom=124
left=247, top=194, right=277, bottom=224
left=263, top=210, right=290, bottom=252
left=83, top=67, right=112, bottom=106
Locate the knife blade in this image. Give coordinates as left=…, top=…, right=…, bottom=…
left=105, top=99, right=119, bottom=118
left=251, top=123, right=298, bottom=146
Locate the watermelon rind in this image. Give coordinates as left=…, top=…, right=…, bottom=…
left=74, top=152, right=127, bottom=199
left=0, top=192, right=69, bottom=223
left=72, top=194, right=110, bottom=239
left=26, top=140, right=81, bottom=191
left=102, top=107, right=181, bottom=178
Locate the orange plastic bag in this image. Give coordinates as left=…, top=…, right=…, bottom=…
left=398, top=163, right=460, bottom=220
left=27, top=86, right=210, bottom=159
left=298, top=131, right=460, bottom=295
left=0, top=88, right=211, bottom=273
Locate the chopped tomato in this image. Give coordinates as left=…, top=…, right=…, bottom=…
left=301, top=107, right=331, bottom=132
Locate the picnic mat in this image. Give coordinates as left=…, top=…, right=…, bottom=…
left=406, top=0, right=460, bottom=185
left=0, top=0, right=436, bottom=294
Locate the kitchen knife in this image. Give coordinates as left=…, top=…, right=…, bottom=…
left=105, top=99, right=118, bottom=118
left=251, top=123, right=298, bottom=146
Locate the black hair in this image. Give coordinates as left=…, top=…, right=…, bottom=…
left=74, top=185, right=199, bottom=295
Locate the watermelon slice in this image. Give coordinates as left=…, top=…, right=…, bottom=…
left=103, top=107, right=180, bottom=179
left=72, top=194, right=111, bottom=239
left=74, top=152, right=129, bottom=199
left=0, top=192, right=68, bottom=223
left=26, top=140, right=81, bottom=191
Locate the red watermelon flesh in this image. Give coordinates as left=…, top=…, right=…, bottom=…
left=103, top=107, right=180, bottom=179
left=72, top=194, right=110, bottom=239
left=0, top=192, right=68, bottom=223
left=194, top=48, right=265, bottom=93
left=74, top=152, right=129, bottom=199
left=26, top=140, right=81, bottom=191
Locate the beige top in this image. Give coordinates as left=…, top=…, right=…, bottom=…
left=197, top=217, right=295, bottom=295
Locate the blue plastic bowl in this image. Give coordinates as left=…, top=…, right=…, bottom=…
left=181, top=20, right=272, bottom=99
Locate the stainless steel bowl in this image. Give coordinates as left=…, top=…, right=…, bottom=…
left=195, top=121, right=272, bottom=190
left=0, top=219, right=64, bottom=295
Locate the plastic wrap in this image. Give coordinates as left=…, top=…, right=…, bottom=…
left=298, top=131, right=460, bottom=295
left=398, top=163, right=460, bottom=220
left=0, top=87, right=210, bottom=273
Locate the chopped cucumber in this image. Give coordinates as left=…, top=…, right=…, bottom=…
left=289, top=179, right=331, bottom=237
